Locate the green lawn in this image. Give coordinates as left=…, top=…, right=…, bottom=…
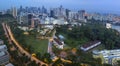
left=24, top=36, right=48, bottom=54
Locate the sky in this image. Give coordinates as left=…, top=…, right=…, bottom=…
left=0, top=0, right=120, bottom=14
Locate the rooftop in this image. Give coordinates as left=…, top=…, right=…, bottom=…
left=82, top=40, right=101, bottom=48
left=58, top=35, right=65, bottom=40
left=54, top=38, right=63, bottom=45
left=0, top=45, right=7, bottom=50
left=5, top=63, right=14, bottom=66
left=99, top=49, right=120, bottom=58
left=0, top=51, right=5, bottom=57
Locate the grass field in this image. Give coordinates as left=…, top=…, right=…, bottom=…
left=24, top=36, right=48, bottom=54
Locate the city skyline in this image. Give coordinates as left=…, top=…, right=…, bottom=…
left=0, top=0, right=120, bottom=14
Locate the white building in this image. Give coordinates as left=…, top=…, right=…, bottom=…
left=44, top=17, right=68, bottom=25
left=93, top=49, right=120, bottom=65
left=0, top=45, right=9, bottom=65
left=0, top=45, right=7, bottom=51
left=18, top=26, right=29, bottom=31
left=53, top=38, right=64, bottom=49
left=106, top=23, right=112, bottom=29
left=80, top=41, right=101, bottom=51
left=68, top=12, right=78, bottom=20
left=12, top=7, right=17, bottom=18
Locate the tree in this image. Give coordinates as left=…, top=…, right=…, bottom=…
left=103, top=64, right=112, bottom=66
left=117, top=60, right=120, bottom=66
left=52, top=58, right=63, bottom=66
left=42, top=53, right=52, bottom=64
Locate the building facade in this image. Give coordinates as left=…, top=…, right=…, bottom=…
left=0, top=45, right=9, bottom=65
left=93, top=49, right=120, bottom=65
left=80, top=41, right=101, bottom=51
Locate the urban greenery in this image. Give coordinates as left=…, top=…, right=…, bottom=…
left=56, top=22, right=120, bottom=50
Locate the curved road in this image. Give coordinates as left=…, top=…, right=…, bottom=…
left=2, top=23, right=12, bottom=44
left=3, top=23, right=48, bottom=66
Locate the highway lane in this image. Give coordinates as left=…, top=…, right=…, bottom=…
left=2, top=23, right=12, bottom=44
left=4, top=23, right=48, bottom=66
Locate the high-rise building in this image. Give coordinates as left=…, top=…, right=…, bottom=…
left=28, top=14, right=33, bottom=27
left=65, top=9, right=70, bottom=19
left=20, top=6, right=23, bottom=12
left=31, top=18, right=39, bottom=28
left=42, top=6, right=47, bottom=14
left=78, top=10, right=86, bottom=19
left=12, top=7, right=17, bottom=18
left=0, top=12, right=2, bottom=15
left=6, top=9, right=12, bottom=15
left=50, top=9, right=55, bottom=17
left=18, top=14, right=28, bottom=25
left=68, top=12, right=77, bottom=20
left=58, top=5, right=66, bottom=17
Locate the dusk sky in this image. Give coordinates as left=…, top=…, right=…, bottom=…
left=0, top=0, right=120, bottom=14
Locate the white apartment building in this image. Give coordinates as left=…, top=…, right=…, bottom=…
left=93, top=49, right=120, bottom=65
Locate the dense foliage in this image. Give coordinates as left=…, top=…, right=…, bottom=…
left=56, top=23, right=120, bottom=49
left=0, top=14, right=15, bottom=23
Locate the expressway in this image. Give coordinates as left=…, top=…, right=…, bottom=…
left=2, top=23, right=12, bottom=44
left=3, top=23, right=48, bottom=66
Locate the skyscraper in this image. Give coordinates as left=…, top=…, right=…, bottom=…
left=19, top=5, right=23, bottom=13
left=42, top=6, right=47, bottom=14
left=65, top=9, right=70, bottom=19
left=28, top=14, right=33, bottom=27
left=78, top=10, right=86, bottom=19
left=12, top=7, right=17, bottom=18
left=50, top=9, right=55, bottom=17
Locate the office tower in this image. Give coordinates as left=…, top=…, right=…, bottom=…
left=18, top=15, right=28, bottom=25
left=59, top=5, right=65, bottom=17
left=0, top=12, right=2, bottom=15
left=25, top=7, right=28, bottom=12
left=19, top=5, right=23, bottom=14
left=31, top=18, right=39, bottom=28
left=31, top=18, right=34, bottom=28
left=12, top=7, right=17, bottom=18
left=38, top=7, right=41, bottom=13
left=65, top=9, right=70, bottom=19
left=68, top=12, right=77, bottom=20
left=6, top=9, right=12, bottom=15
left=42, top=6, right=47, bottom=14
left=78, top=10, right=86, bottom=19
left=28, top=14, right=33, bottom=27
left=50, top=9, right=55, bottom=17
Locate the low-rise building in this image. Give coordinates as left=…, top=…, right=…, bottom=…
left=5, top=63, right=14, bottom=66
left=0, top=45, right=9, bottom=65
left=0, top=45, right=7, bottom=51
left=53, top=38, right=64, bottom=49
left=58, top=35, right=65, bottom=40
left=80, top=41, right=101, bottom=51
left=93, top=49, right=120, bottom=65
left=0, top=39, right=4, bottom=45
left=106, top=23, right=112, bottom=29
